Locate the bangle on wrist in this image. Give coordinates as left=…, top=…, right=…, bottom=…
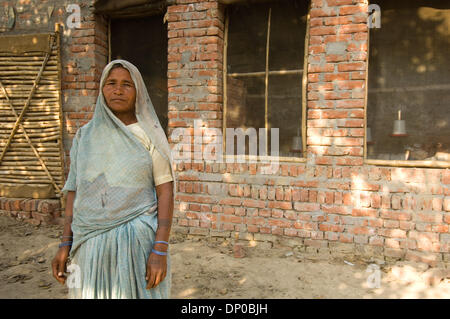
left=154, top=240, right=169, bottom=246
left=59, top=241, right=72, bottom=248
left=151, top=248, right=167, bottom=256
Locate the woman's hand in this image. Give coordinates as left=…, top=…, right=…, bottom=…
left=145, top=251, right=167, bottom=289
left=51, top=246, right=71, bottom=285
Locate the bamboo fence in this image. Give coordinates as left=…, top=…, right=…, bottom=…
left=0, top=31, right=65, bottom=198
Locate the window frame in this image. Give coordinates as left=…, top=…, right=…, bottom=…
left=222, top=2, right=310, bottom=164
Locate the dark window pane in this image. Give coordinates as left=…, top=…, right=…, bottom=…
left=368, top=0, right=450, bottom=161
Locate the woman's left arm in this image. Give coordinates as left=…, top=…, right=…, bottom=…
left=146, top=181, right=173, bottom=289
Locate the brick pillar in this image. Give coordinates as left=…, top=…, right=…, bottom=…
left=62, top=8, right=108, bottom=174
left=166, top=0, right=224, bottom=138
left=306, top=0, right=368, bottom=167
left=166, top=0, right=225, bottom=233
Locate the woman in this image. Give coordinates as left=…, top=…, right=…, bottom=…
left=51, top=60, right=176, bottom=298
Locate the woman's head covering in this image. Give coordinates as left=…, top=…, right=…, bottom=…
left=100, top=60, right=173, bottom=165
left=62, top=59, right=176, bottom=195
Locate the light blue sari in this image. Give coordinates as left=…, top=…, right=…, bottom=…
left=61, top=60, right=174, bottom=299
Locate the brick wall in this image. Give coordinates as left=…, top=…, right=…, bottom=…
left=167, top=0, right=450, bottom=268
left=1, top=0, right=448, bottom=267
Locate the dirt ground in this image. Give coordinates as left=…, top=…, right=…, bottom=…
left=0, top=214, right=449, bottom=299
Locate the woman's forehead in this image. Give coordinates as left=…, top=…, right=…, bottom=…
left=106, top=67, right=133, bottom=80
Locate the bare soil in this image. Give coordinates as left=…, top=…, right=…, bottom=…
left=0, top=214, right=449, bottom=299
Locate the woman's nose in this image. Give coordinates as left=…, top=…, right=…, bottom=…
left=113, top=85, right=124, bottom=94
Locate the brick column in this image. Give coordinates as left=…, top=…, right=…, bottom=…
left=307, top=0, right=367, bottom=167
left=166, top=0, right=225, bottom=233
left=62, top=7, right=108, bottom=175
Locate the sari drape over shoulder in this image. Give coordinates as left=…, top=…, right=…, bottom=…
left=61, top=60, right=176, bottom=299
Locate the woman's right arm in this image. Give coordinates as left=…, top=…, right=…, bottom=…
left=51, top=190, right=75, bottom=285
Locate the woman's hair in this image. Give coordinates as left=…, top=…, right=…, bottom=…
left=110, top=63, right=126, bottom=71
left=103, top=63, right=132, bottom=88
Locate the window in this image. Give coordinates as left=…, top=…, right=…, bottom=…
left=224, top=0, right=309, bottom=160
left=366, top=0, right=450, bottom=167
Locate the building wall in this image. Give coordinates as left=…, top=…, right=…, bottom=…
left=166, top=0, right=449, bottom=267
left=0, top=0, right=448, bottom=267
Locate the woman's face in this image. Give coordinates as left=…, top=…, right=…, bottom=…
left=102, top=67, right=137, bottom=115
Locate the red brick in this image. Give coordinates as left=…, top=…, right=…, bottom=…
left=243, top=199, right=266, bottom=209
left=324, top=72, right=350, bottom=82
left=414, top=212, right=443, bottom=223
left=431, top=225, right=448, bottom=233
left=336, top=157, right=364, bottom=166
left=310, top=18, right=324, bottom=27
left=319, top=224, right=344, bottom=232
left=340, top=24, right=368, bottom=34
left=284, top=228, right=298, bottom=237
left=350, top=226, right=375, bottom=235
left=325, top=232, right=340, bottom=241
left=378, top=228, right=407, bottom=238
left=308, top=63, right=335, bottom=73
left=323, top=34, right=352, bottom=43
left=294, top=203, right=320, bottom=212
left=268, top=201, right=292, bottom=210
left=445, top=213, right=450, bottom=224
left=268, top=219, right=291, bottom=228
left=336, top=99, right=365, bottom=108
left=380, top=210, right=411, bottom=221
left=336, top=80, right=365, bottom=90
left=327, top=0, right=353, bottom=5
left=309, top=44, right=326, bottom=54
left=383, top=220, right=399, bottom=228
left=339, top=5, right=367, bottom=16
left=310, top=8, right=337, bottom=18
left=326, top=54, right=350, bottom=62
left=369, top=236, right=383, bottom=246
left=324, top=16, right=353, bottom=25
left=385, top=238, right=401, bottom=249
left=354, top=32, right=368, bottom=41
left=351, top=208, right=378, bottom=218
left=294, top=222, right=318, bottom=231
left=337, top=119, right=364, bottom=128
left=368, top=218, right=383, bottom=228
left=443, top=170, right=450, bottom=184
left=247, top=217, right=266, bottom=225
left=219, top=198, right=241, bottom=206
left=340, top=233, right=354, bottom=243
left=337, top=62, right=365, bottom=72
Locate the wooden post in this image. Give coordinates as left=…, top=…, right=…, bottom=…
left=264, top=8, right=271, bottom=155
left=222, top=11, right=229, bottom=154
left=301, top=6, right=311, bottom=159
